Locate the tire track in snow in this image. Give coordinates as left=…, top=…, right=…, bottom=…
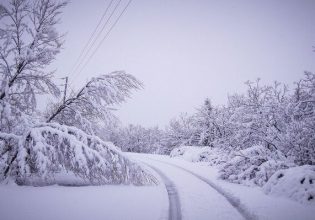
left=147, top=158, right=258, bottom=220
left=142, top=162, right=182, bottom=220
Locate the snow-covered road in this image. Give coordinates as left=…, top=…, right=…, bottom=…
left=143, top=162, right=182, bottom=220
left=131, top=153, right=246, bottom=220
left=146, top=157, right=257, bottom=220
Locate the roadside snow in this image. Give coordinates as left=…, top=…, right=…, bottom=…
left=0, top=184, right=168, bottom=220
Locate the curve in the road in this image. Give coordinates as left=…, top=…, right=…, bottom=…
left=147, top=158, right=258, bottom=220
left=142, top=163, right=182, bottom=220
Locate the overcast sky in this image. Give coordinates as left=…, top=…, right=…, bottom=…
left=52, top=0, right=315, bottom=127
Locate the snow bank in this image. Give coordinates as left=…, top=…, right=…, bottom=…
left=1, top=123, right=157, bottom=186
left=170, top=146, right=228, bottom=165
left=263, top=165, right=315, bottom=204
left=219, top=145, right=291, bottom=186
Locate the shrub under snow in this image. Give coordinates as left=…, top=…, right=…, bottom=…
left=170, top=146, right=228, bottom=165
left=263, top=165, right=315, bottom=204
left=1, top=123, right=156, bottom=186
left=170, top=146, right=210, bottom=162
left=219, top=145, right=291, bottom=186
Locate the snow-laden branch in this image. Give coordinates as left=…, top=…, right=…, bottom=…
left=46, top=71, right=143, bottom=134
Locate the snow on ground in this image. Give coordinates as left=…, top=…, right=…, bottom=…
left=143, top=154, right=314, bottom=220
left=1, top=152, right=314, bottom=220
left=0, top=183, right=168, bottom=220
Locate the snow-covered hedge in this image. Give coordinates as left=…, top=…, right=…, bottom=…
left=263, top=165, right=315, bottom=204
left=219, top=145, right=291, bottom=186
left=170, top=146, right=228, bottom=165
left=1, top=123, right=156, bottom=186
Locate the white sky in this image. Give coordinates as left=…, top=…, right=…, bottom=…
left=52, top=0, right=315, bottom=127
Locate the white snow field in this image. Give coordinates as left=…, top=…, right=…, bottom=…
left=1, top=153, right=314, bottom=220
left=0, top=184, right=168, bottom=220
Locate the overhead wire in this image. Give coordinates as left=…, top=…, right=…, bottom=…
left=70, top=0, right=124, bottom=80
left=73, top=0, right=133, bottom=83
left=68, top=0, right=115, bottom=79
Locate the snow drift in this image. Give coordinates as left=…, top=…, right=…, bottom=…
left=263, top=165, right=315, bottom=204
left=0, top=123, right=156, bottom=186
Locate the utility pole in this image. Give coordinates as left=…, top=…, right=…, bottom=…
left=61, top=77, right=68, bottom=104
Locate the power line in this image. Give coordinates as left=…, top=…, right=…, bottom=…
left=73, top=0, right=133, bottom=82
left=70, top=0, right=123, bottom=79
left=69, top=0, right=115, bottom=78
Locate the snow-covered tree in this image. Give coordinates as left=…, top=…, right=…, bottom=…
left=0, top=0, right=68, bottom=185
left=194, top=98, right=225, bottom=147
left=164, top=113, right=198, bottom=151
left=284, top=72, right=315, bottom=165
left=0, top=123, right=156, bottom=185
left=0, top=0, right=66, bottom=133
left=220, top=79, right=289, bottom=153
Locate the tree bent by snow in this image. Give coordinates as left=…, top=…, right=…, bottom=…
left=0, top=123, right=156, bottom=186
left=45, top=71, right=143, bottom=135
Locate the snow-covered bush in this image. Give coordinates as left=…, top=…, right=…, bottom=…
left=219, top=145, right=291, bottom=186
left=170, top=146, right=228, bottom=165
left=170, top=146, right=189, bottom=158
left=170, top=146, right=211, bottom=162
left=1, top=123, right=156, bottom=186
left=263, top=165, right=315, bottom=204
